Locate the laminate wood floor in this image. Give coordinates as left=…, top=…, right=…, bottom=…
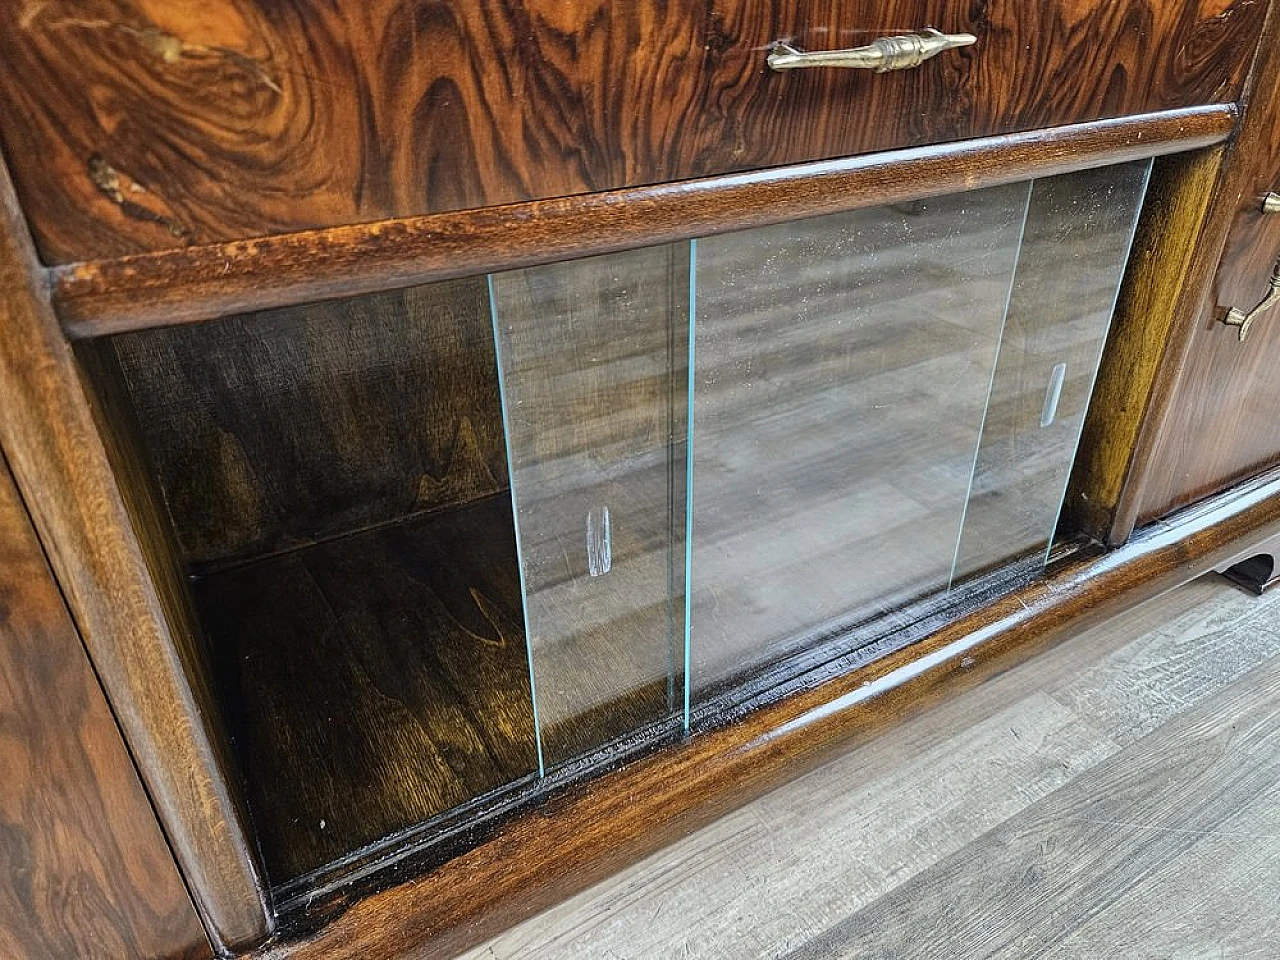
left=461, top=574, right=1280, bottom=959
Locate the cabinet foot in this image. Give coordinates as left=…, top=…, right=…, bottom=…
left=1220, top=552, right=1280, bottom=595
left=1213, top=535, right=1280, bottom=593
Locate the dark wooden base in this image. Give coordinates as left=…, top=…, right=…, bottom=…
left=1220, top=555, right=1280, bottom=594
left=195, top=493, right=539, bottom=886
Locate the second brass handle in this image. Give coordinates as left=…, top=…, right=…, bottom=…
left=1224, top=259, right=1280, bottom=342
left=768, top=28, right=976, bottom=73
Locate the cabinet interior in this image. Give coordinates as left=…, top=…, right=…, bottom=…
left=75, top=158, right=1153, bottom=897
left=82, top=278, right=540, bottom=886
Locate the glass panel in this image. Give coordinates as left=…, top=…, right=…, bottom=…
left=953, top=160, right=1152, bottom=580
left=489, top=245, right=689, bottom=768
left=689, top=183, right=1032, bottom=699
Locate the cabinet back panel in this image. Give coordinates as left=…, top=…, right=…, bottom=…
left=109, top=277, right=507, bottom=570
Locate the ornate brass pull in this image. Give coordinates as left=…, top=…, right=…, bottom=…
left=767, top=28, right=976, bottom=73
left=1224, top=259, right=1280, bottom=341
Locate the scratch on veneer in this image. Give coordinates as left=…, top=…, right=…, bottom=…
left=86, top=154, right=191, bottom=239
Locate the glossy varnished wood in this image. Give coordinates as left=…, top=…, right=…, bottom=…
left=197, top=494, right=537, bottom=885
left=51, top=108, right=1235, bottom=338
left=252, top=467, right=1280, bottom=960
left=0, top=156, right=271, bottom=951
left=1070, top=0, right=1280, bottom=541
left=0, top=0, right=1262, bottom=265
left=1135, top=8, right=1280, bottom=522
left=0, top=454, right=211, bottom=960
left=1063, top=146, right=1229, bottom=544
left=104, top=278, right=507, bottom=569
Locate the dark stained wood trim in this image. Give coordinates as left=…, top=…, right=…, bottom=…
left=0, top=449, right=213, bottom=960
left=1063, top=145, right=1229, bottom=544
left=53, top=107, right=1236, bottom=339
left=0, top=152, right=273, bottom=953
left=1073, top=0, right=1280, bottom=545
left=252, top=466, right=1280, bottom=960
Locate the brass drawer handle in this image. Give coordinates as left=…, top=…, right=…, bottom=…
left=1224, top=259, right=1280, bottom=341
left=768, top=28, right=976, bottom=73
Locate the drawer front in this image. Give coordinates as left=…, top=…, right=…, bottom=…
left=0, top=0, right=1263, bottom=264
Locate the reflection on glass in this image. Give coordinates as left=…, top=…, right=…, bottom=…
left=952, top=160, right=1153, bottom=580
left=688, top=183, right=1033, bottom=698
left=489, top=245, right=689, bottom=769
left=490, top=161, right=1152, bottom=751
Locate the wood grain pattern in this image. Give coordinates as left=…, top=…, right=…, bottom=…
left=0, top=0, right=1263, bottom=264
left=0, top=155, right=271, bottom=952
left=251, top=466, right=1280, bottom=960
left=104, top=277, right=507, bottom=570
left=784, top=639, right=1280, bottom=959
left=1134, top=6, right=1280, bottom=522
left=1062, top=146, right=1230, bottom=544
left=196, top=494, right=537, bottom=885
left=1070, top=0, right=1280, bottom=541
left=51, top=107, right=1236, bottom=338
left=0, top=454, right=211, bottom=960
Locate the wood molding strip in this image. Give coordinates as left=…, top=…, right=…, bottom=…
left=53, top=106, right=1236, bottom=339
left=0, top=154, right=273, bottom=952
left=256, top=466, right=1280, bottom=960
left=1063, top=144, right=1231, bottom=544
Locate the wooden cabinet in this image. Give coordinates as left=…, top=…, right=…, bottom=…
left=71, top=162, right=1151, bottom=901
left=1, top=3, right=1280, bottom=959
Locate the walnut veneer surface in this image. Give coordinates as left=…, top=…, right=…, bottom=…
left=0, top=0, right=1265, bottom=262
